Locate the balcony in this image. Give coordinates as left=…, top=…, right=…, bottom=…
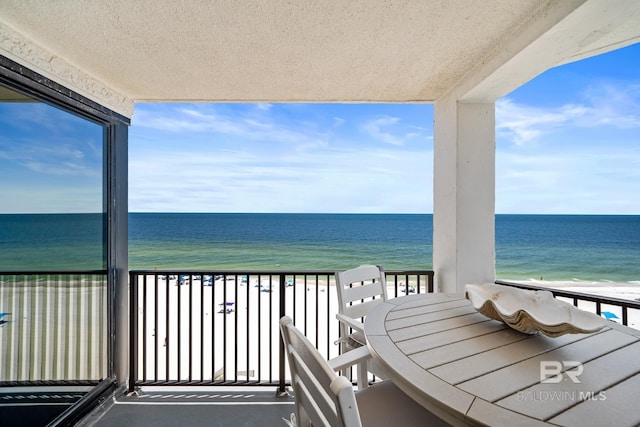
left=3, top=270, right=640, bottom=426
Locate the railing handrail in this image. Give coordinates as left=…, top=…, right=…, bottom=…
left=497, top=279, right=640, bottom=327
left=0, top=270, right=107, bottom=275
left=127, top=273, right=638, bottom=391
left=129, top=269, right=433, bottom=275
left=496, top=279, right=640, bottom=309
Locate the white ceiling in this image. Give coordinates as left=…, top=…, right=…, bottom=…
left=1, top=0, right=639, bottom=116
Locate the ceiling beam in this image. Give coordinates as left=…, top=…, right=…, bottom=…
left=453, top=0, right=640, bottom=103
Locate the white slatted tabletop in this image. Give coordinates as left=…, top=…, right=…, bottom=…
left=364, top=293, right=640, bottom=427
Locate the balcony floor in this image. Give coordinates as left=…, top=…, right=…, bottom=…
left=80, top=387, right=296, bottom=427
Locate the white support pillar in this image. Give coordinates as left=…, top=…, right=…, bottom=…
left=433, top=97, right=495, bottom=293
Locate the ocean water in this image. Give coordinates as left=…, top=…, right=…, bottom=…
left=1, top=213, right=639, bottom=282
left=495, top=214, right=640, bottom=281
left=0, top=213, right=105, bottom=271
left=127, top=213, right=432, bottom=271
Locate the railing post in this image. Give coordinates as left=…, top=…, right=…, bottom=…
left=277, top=273, right=288, bottom=396
left=128, top=272, right=138, bottom=393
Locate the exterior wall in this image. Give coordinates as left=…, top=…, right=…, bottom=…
left=433, top=97, right=495, bottom=292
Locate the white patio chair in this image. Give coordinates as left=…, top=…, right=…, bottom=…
left=334, top=265, right=388, bottom=382
left=280, top=316, right=449, bottom=427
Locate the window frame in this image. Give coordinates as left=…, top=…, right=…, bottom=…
left=0, top=54, right=130, bottom=424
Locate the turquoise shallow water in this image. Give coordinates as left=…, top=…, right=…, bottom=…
left=1, top=213, right=639, bottom=282
left=495, top=214, right=640, bottom=281
left=0, top=213, right=105, bottom=271
left=127, top=213, right=432, bottom=271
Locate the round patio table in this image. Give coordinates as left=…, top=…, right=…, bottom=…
left=364, top=292, right=640, bottom=427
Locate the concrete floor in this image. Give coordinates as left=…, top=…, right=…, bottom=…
left=80, top=387, right=296, bottom=427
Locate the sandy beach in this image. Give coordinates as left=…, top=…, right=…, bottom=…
left=136, top=275, right=345, bottom=384
left=136, top=273, right=429, bottom=384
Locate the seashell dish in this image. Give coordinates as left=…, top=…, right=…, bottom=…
left=464, top=283, right=608, bottom=338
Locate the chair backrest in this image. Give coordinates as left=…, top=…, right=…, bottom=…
left=335, top=265, right=388, bottom=321
left=280, top=316, right=362, bottom=427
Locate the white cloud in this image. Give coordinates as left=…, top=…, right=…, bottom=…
left=360, top=115, right=430, bottom=147
left=497, top=99, right=575, bottom=145
left=497, top=82, right=640, bottom=145
left=0, top=139, right=99, bottom=177
left=129, top=133, right=432, bottom=213
left=496, top=145, right=640, bottom=214
left=495, top=78, right=640, bottom=214
left=361, top=116, right=404, bottom=145
left=580, top=83, right=640, bottom=128
left=333, top=117, right=346, bottom=127
left=132, top=104, right=330, bottom=150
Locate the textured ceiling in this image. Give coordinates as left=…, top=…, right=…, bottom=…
left=0, top=0, right=639, bottom=113
left=0, top=0, right=547, bottom=103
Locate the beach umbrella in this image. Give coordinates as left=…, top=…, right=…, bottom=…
left=601, top=311, right=619, bottom=320
left=218, top=302, right=234, bottom=314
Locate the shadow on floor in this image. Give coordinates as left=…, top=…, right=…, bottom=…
left=0, top=388, right=89, bottom=427
left=81, top=387, right=295, bottom=427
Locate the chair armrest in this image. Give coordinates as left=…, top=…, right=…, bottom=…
left=336, top=313, right=365, bottom=333
left=327, top=345, right=371, bottom=372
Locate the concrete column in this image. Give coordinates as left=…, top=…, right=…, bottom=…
left=433, top=97, right=495, bottom=293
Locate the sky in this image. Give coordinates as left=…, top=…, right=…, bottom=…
left=0, top=102, right=104, bottom=213
left=1, top=43, right=638, bottom=214
left=128, top=103, right=433, bottom=213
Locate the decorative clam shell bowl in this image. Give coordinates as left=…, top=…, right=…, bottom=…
left=464, top=283, right=608, bottom=338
